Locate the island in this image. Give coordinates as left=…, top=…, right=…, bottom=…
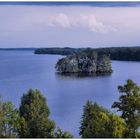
left=55, top=50, right=112, bottom=74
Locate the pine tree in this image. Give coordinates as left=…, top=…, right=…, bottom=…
left=19, top=89, right=55, bottom=138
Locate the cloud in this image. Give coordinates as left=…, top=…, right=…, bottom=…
left=47, top=13, right=71, bottom=28
left=78, top=14, right=116, bottom=33
left=46, top=13, right=116, bottom=33
left=0, top=5, right=140, bottom=48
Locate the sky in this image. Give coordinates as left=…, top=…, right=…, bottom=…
left=1, top=2, right=140, bottom=48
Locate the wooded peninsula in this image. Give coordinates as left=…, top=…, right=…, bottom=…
left=34, top=47, right=140, bottom=61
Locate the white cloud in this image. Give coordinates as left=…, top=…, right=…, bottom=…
left=0, top=5, right=140, bottom=47
left=47, top=13, right=71, bottom=28
left=46, top=13, right=116, bottom=33
left=78, top=14, right=116, bottom=33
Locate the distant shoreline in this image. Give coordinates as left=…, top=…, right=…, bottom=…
left=34, top=46, right=140, bottom=61
left=0, top=48, right=36, bottom=51
left=1, top=46, right=140, bottom=62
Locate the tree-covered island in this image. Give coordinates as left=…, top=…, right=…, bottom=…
left=55, top=49, right=112, bottom=74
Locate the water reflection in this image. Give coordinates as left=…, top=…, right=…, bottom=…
left=55, top=72, right=112, bottom=79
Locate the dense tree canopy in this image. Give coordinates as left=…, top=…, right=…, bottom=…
left=79, top=101, right=126, bottom=138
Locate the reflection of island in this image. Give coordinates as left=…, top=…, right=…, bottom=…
left=55, top=72, right=112, bottom=79
left=55, top=50, right=112, bottom=74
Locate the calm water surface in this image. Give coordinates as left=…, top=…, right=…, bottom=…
left=0, top=50, right=140, bottom=137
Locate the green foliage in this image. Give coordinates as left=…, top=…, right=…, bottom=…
left=80, top=80, right=140, bottom=138
left=0, top=90, right=72, bottom=138
left=112, top=79, right=140, bottom=137
left=55, top=128, right=73, bottom=138
left=79, top=101, right=108, bottom=136
left=2, top=79, right=140, bottom=138
left=17, top=117, right=29, bottom=138
left=19, top=89, right=55, bottom=138
left=80, top=100, right=126, bottom=138
left=0, top=100, right=20, bottom=138
left=108, top=114, right=127, bottom=138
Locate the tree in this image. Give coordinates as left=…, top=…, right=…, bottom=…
left=0, top=99, right=20, bottom=138
left=19, top=89, right=55, bottom=138
left=112, top=79, right=140, bottom=137
left=79, top=100, right=109, bottom=138
left=80, top=100, right=126, bottom=138
left=17, top=117, right=29, bottom=138
left=54, top=128, right=73, bottom=138
left=108, top=114, right=126, bottom=138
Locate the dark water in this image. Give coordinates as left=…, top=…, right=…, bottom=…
left=0, top=50, right=140, bottom=137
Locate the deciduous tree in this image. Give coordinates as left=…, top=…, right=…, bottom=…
left=80, top=100, right=126, bottom=138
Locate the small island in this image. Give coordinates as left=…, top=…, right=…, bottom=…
left=55, top=50, right=112, bottom=74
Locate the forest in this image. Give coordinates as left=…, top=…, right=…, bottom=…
left=35, top=47, right=140, bottom=61
left=0, top=79, right=140, bottom=138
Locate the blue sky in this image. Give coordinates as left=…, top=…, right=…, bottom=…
left=0, top=2, right=140, bottom=48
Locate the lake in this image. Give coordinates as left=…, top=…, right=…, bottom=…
left=0, top=50, right=140, bottom=137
